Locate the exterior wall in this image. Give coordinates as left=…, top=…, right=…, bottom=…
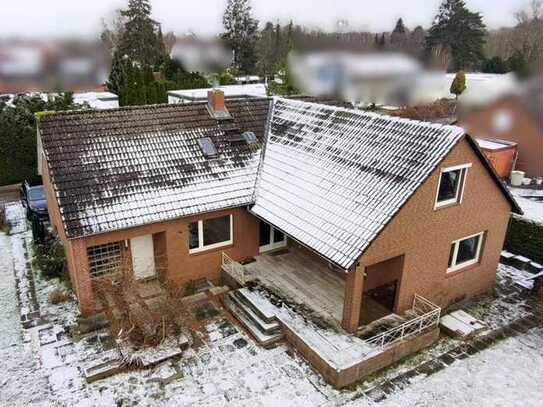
left=480, top=146, right=517, bottom=178
left=253, top=136, right=513, bottom=333
left=461, top=97, right=543, bottom=177
left=354, top=138, right=512, bottom=323
left=74, top=207, right=260, bottom=313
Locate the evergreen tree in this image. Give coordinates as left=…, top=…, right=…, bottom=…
left=507, top=51, right=531, bottom=78
left=156, top=25, right=167, bottom=67
left=425, top=0, right=487, bottom=70
left=222, top=0, right=259, bottom=73
left=118, top=0, right=161, bottom=66
left=106, top=52, right=126, bottom=96
left=256, top=21, right=276, bottom=76
left=482, top=56, right=509, bottom=74
left=450, top=71, right=466, bottom=98
left=391, top=18, right=408, bottom=49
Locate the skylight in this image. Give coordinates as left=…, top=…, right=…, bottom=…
left=198, top=137, right=218, bottom=157
left=242, top=131, right=257, bottom=145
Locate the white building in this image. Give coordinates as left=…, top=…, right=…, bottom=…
left=168, top=84, right=267, bottom=104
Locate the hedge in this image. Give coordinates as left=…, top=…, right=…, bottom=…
left=505, top=216, right=543, bottom=265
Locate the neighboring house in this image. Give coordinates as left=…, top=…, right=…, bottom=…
left=167, top=84, right=267, bottom=104
left=38, top=92, right=520, bottom=338
left=461, top=78, right=543, bottom=177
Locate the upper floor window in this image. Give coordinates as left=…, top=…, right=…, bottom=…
left=447, top=232, right=484, bottom=272
left=189, top=214, right=233, bottom=253
left=435, top=164, right=471, bottom=208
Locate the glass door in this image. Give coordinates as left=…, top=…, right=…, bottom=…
left=259, top=220, right=287, bottom=253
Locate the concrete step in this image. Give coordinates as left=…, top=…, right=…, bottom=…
left=224, top=296, right=283, bottom=347
left=234, top=288, right=278, bottom=324
left=227, top=292, right=281, bottom=335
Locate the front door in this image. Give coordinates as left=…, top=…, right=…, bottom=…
left=259, top=220, right=287, bottom=253
left=130, top=235, right=156, bottom=280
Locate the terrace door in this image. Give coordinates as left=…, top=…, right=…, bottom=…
left=259, top=220, right=287, bottom=253
left=130, top=235, right=156, bottom=280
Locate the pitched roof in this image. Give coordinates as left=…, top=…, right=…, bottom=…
left=39, top=99, right=271, bottom=238
left=250, top=98, right=467, bottom=270
left=40, top=97, right=347, bottom=239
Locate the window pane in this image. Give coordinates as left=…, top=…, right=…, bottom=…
left=438, top=169, right=461, bottom=202
left=456, top=235, right=480, bottom=264
left=273, top=228, right=285, bottom=243
left=203, top=216, right=231, bottom=246
left=189, top=222, right=199, bottom=249
left=259, top=221, right=271, bottom=246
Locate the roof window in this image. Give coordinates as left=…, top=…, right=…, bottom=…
left=242, top=131, right=257, bottom=145
left=198, top=137, right=218, bottom=157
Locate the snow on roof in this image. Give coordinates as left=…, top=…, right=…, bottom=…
left=73, top=91, right=118, bottom=110
left=39, top=100, right=270, bottom=238
left=251, top=98, right=465, bottom=270
left=476, top=138, right=517, bottom=151
left=168, top=84, right=267, bottom=100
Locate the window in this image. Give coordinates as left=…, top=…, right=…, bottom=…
left=259, top=220, right=287, bottom=253
left=435, top=164, right=471, bottom=208
left=198, top=137, right=218, bottom=157
left=447, top=232, right=484, bottom=272
left=87, top=242, right=123, bottom=278
left=189, top=215, right=233, bottom=253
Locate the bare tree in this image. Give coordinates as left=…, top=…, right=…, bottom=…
left=511, top=0, right=543, bottom=65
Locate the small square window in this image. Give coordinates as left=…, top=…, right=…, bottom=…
left=448, top=232, right=484, bottom=272
left=435, top=165, right=470, bottom=208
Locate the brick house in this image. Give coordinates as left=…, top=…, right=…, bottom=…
left=38, top=92, right=520, bottom=336
left=461, top=77, right=543, bottom=177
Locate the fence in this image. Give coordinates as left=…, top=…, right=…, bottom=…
left=366, top=294, right=441, bottom=350
left=221, top=252, right=246, bottom=285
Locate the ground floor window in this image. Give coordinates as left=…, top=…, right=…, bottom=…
left=189, top=214, right=233, bottom=253
left=87, top=242, right=123, bottom=278
left=447, top=232, right=485, bottom=272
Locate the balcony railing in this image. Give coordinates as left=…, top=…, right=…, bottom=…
left=221, top=252, right=246, bottom=285
left=365, top=294, right=441, bottom=351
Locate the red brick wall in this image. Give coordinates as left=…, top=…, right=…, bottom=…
left=357, top=138, right=512, bottom=317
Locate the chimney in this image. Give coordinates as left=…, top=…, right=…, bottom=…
left=207, top=89, right=231, bottom=120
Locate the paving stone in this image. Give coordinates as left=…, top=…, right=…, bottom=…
left=365, top=386, right=387, bottom=403
left=438, top=353, right=456, bottom=366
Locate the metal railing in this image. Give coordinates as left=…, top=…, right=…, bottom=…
left=365, top=294, right=441, bottom=350
left=221, top=252, right=246, bottom=285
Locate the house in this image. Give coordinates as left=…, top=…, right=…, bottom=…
left=167, top=84, right=267, bottom=104
left=38, top=92, right=520, bottom=337
left=461, top=77, right=543, bottom=177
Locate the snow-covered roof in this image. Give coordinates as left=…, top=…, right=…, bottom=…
left=250, top=98, right=466, bottom=270
left=168, top=84, right=267, bottom=101
left=39, top=99, right=271, bottom=238
left=476, top=138, right=517, bottom=151
left=73, top=91, right=118, bottom=110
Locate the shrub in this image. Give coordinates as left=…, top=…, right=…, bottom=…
left=48, top=288, right=71, bottom=304
left=33, top=232, right=66, bottom=279
left=505, top=216, right=543, bottom=264
left=0, top=201, right=9, bottom=233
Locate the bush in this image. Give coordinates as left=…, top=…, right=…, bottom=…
left=33, top=230, right=66, bottom=279
left=0, top=201, right=9, bottom=233
left=48, top=288, right=71, bottom=304
left=505, top=216, right=543, bottom=264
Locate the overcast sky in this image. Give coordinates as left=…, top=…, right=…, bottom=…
left=1, top=0, right=527, bottom=39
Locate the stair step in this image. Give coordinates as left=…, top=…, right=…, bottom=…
left=235, top=288, right=277, bottom=323
left=227, top=292, right=281, bottom=334
left=225, top=297, right=283, bottom=347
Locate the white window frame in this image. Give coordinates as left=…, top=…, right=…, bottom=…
left=189, top=214, right=233, bottom=254
left=447, top=231, right=485, bottom=273
left=259, top=224, right=288, bottom=253
left=434, top=163, right=472, bottom=209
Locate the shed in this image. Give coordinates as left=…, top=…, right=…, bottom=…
left=475, top=138, right=518, bottom=178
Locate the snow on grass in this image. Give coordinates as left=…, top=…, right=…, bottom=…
left=366, top=326, right=543, bottom=407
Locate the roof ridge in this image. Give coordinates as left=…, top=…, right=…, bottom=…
left=274, top=96, right=465, bottom=135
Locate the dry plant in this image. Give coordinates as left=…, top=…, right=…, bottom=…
left=48, top=287, right=71, bottom=304
left=391, top=99, right=456, bottom=121
left=93, top=254, right=191, bottom=350
left=0, top=201, right=8, bottom=233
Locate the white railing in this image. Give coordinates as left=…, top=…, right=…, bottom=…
left=221, top=252, right=246, bottom=285
left=365, top=294, right=441, bottom=350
